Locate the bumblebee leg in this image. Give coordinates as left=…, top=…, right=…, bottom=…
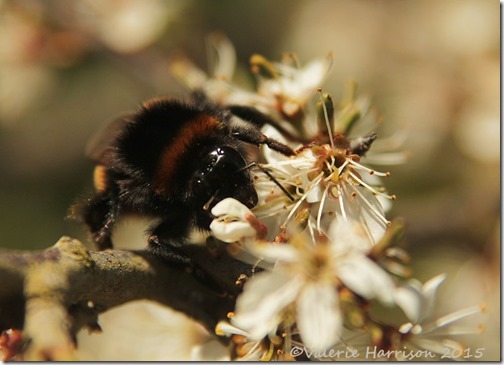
left=189, top=89, right=211, bottom=104
left=228, top=105, right=305, bottom=143
left=147, top=235, right=192, bottom=266
left=148, top=219, right=223, bottom=292
left=147, top=217, right=191, bottom=263
left=82, top=193, right=119, bottom=250
left=231, top=125, right=296, bottom=156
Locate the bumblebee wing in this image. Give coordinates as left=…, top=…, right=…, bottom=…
left=85, top=114, right=134, bottom=164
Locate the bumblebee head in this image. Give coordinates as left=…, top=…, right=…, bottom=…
left=191, top=146, right=258, bottom=211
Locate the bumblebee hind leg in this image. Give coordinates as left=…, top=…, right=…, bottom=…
left=81, top=192, right=119, bottom=250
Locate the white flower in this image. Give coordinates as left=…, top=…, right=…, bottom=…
left=232, top=268, right=340, bottom=354
left=395, top=274, right=447, bottom=324
left=78, top=0, right=179, bottom=54
left=395, top=305, right=486, bottom=360
left=170, top=33, right=261, bottom=106
left=230, top=221, right=396, bottom=353
left=316, top=275, right=486, bottom=361
left=391, top=275, right=486, bottom=360
left=209, top=198, right=261, bottom=243
left=252, top=131, right=393, bottom=246
left=251, top=54, right=333, bottom=120
left=76, top=300, right=229, bottom=361
left=215, top=321, right=294, bottom=361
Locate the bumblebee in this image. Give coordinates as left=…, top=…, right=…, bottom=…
left=74, top=93, right=295, bottom=266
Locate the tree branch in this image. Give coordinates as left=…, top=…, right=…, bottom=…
left=0, top=236, right=245, bottom=360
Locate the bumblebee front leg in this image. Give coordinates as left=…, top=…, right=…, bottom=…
left=148, top=218, right=223, bottom=292
left=228, top=105, right=305, bottom=143
left=147, top=216, right=192, bottom=265
left=231, top=125, right=296, bottom=157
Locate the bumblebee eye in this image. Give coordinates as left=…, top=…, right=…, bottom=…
left=192, top=147, right=257, bottom=209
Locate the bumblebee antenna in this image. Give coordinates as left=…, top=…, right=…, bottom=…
left=239, top=162, right=295, bottom=202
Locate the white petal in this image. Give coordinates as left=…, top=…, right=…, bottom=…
left=394, top=284, right=423, bottom=323
left=170, top=57, right=208, bottom=89
left=337, top=254, right=395, bottom=304
left=232, top=271, right=303, bottom=340
left=291, top=148, right=318, bottom=169
left=209, top=198, right=259, bottom=242
left=328, top=219, right=375, bottom=253
left=209, top=220, right=256, bottom=243
left=395, top=274, right=446, bottom=324
left=298, top=59, right=331, bottom=92
left=245, top=242, right=300, bottom=264
left=344, top=186, right=387, bottom=245
left=422, top=274, right=446, bottom=305
left=211, top=198, right=253, bottom=220
left=207, top=33, right=236, bottom=80
left=297, top=282, right=342, bottom=353
left=190, top=339, right=230, bottom=361
left=215, top=321, right=248, bottom=337
left=376, top=195, right=393, bottom=212
left=305, top=183, right=323, bottom=203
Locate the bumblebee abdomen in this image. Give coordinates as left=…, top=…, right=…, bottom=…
left=93, top=165, right=108, bottom=193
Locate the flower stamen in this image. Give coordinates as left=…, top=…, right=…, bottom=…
left=346, top=183, right=391, bottom=227
left=422, top=305, right=486, bottom=334
left=347, top=158, right=390, bottom=177
left=317, top=183, right=331, bottom=233
left=348, top=171, right=396, bottom=200
left=281, top=173, right=323, bottom=229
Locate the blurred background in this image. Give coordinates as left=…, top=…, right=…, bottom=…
left=0, top=0, right=499, bottom=359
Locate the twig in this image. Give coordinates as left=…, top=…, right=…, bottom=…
left=0, top=236, right=242, bottom=360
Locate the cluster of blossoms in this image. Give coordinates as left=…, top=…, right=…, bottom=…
left=171, top=34, right=484, bottom=361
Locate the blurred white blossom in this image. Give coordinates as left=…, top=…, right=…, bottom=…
left=76, top=301, right=228, bottom=361
left=395, top=274, right=447, bottom=324
left=394, top=277, right=486, bottom=360
left=170, top=33, right=261, bottom=106
left=219, top=219, right=396, bottom=354
left=215, top=320, right=294, bottom=361
left=78, top=0, right=184, bottom=54
left=250, top=53, right=333, bottom=122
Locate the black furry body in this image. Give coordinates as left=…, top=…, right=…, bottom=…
left=75, top=95, right=295, bottom=265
